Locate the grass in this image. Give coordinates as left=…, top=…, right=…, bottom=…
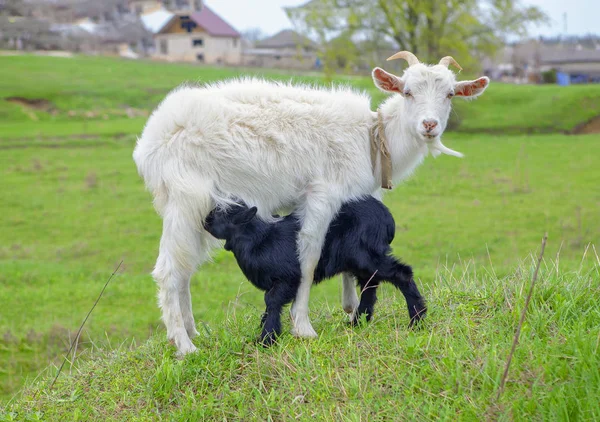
left=6, top=264, right=600, bottom=420
left=452, top=82, right=600, bottom=133
left=2, top=55, right=600, bottom=134
left=0, top=56, right=360, bottom=126
left=1, top=54, right=599, bottom=418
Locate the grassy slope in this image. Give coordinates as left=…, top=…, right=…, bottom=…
left=1, top=132, right=599, bottom=409
left=2, top=55, right=600, bottom=134
left=454, top=82, right=600, bottom=133
left=8, top=267, right=600, bottom=421
left=1, top=55, right=600, bottom=416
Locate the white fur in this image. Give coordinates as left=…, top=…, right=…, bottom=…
left=428, top=139, right=464, bottom=158
left=133, top=66, right=489, bottom=354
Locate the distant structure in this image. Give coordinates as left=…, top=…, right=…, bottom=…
left=242, top=29, right=318, bottom=70
left=2, top=0, right=324, bottom=70
left=129, top=0, right=202, bottom=16
left=143, top=5, right=241, bottom=65
left=1, top=0, right=218, bottom=59
left=482, top=39, right=600, bottom=84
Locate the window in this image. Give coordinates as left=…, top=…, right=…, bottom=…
left=196, top=53, right=204, bottom=62
left=135, top=5, right=142, bottom=15
left=180, top=16, right=196, bottom=33
left=232, top=38, right=237, bottom=48
left=192, top=38, right=203, bottom=47
left=160, top=39, right=168, bottom=55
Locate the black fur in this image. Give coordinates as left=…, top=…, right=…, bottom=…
left=204, top=197, right=427, bottom=345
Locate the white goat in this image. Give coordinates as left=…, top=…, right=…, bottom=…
left=133, top=51, right=489, bottom=355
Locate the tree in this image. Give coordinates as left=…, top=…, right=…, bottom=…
left=241, top=27, right=265, bottom=44
left=286, top=0, right=548, bottom=73
left=0, top=0, right=32, bottom=16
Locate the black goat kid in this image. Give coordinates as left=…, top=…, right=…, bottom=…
left=203, top=197, right=426, bottom=345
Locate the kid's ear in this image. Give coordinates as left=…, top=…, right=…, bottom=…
left=232, top=206, right=257, bottom=225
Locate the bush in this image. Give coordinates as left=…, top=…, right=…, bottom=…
left=541, top=69, right=557, bottom=84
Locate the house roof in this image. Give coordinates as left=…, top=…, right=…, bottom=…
left=73, top=18, right=99, bottom=34
left=189, top=5, right=240, bottom=38
left=482, top=40, right=600, bottom=70
left=148, top=5, right=240, bottom=37
left=141, top=8, right=174, bottom=33
left=255, top=29, right=317, bottom=50
left=540, top=47, right=600, bottom=64
left=101, top=17, right=151, bottom=43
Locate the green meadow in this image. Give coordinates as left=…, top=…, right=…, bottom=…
left=1, top=55, right=599, bottom=420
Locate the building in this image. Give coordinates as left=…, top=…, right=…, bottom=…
left=143, top=5, right=241, bottom=65
left=482, top=40, right=600, bottom=84
left=129, top=0, right=202, bottom=16
left=129, top=0, right=163, bottom=15
left=542, top=47, right=600, bottom=84
left=242, top=29, right=318, bottom=70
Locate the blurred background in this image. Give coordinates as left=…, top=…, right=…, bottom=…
left=1, top=0, right=598, bottom=404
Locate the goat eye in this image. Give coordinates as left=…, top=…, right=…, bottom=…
left=447, top=92, right=454, bottom=99
left=404, top=91, right=412, bottom=98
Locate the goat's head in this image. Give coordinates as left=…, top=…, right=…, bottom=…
left=203, top=204, right=257, bottom=248
left=372, top=51, right=489, bottom=142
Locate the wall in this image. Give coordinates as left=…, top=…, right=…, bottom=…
left=204, top=36, right=241, bottom=65
left=154, top=33, right=241, bottom=65
left=130, top=0, right=162, bottom=15
left=242, top=47, right=317, bottom=70
left=554, top=62, right=600, bottom=75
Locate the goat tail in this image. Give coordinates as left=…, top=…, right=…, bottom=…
left=133, top=137, right=224, bottom=232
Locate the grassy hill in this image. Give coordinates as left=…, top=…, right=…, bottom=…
left=8, top=267, right=600, bottom=420
left=2, top=55, right=600, bottom=135
left=1, top=54, right=599, bottom=418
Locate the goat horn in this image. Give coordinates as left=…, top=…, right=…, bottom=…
left=386, top=51, right=419, bottom=66
left=438, top=56, right=463, bottom=71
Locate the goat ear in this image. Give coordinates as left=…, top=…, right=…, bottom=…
left=372, top=67, right=404, bottom=94
left=454, top=77, right=489, bottom=98
left=232, top=206, right=257, bottom=225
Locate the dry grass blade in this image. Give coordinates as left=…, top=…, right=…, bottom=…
left=46, top=260, right=123, bottom=392
left=496, top=234, right=548, bottom=400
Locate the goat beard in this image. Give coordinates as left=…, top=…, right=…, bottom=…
left=427, top=138, right=464, bottom=158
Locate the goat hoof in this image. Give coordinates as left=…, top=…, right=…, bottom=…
left=349, top=312, right=372, bottom=327
left=290, top=323, right=318, bottom=338
left=174, top=340, right=197, bottom=358
left=408, top=305, right=427, bottom=328
left=289, top=313, right=318, bottom=338
left=169, top=329, right=197, bottom=357
left=258, top=333, right=277, bottom=347
left=342, top=295, right=359, bottom=315
left=343, top=304, right=358, bottom=314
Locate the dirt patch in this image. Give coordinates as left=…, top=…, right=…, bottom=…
left=5, top=96, right=55, bottom=112
left=145, top=87, right=167, bottom=95
left=572, top=115, right=600, bottom=134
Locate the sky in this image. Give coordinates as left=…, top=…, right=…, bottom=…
left=204, top=0, right=598, bottom=39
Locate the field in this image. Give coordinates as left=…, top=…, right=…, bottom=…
left=1, top=55, right=600, bottom=420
